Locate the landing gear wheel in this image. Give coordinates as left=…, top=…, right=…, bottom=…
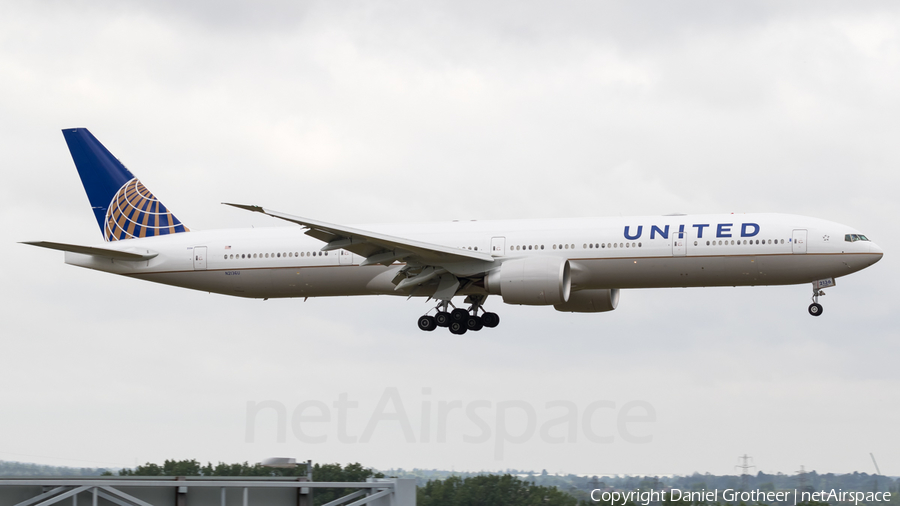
left=449, top=321, right=468, bottom=335
left=808, top=303, right=823, bottom=317
left=466, top=315, right=483, bottom=331
left=434, top=311, right=451, bottom=327
left=481, top=312, right=500, bottom=328
left=418, top=315, right=437, bottom=331
left=450, top=308, right=469, bottom=323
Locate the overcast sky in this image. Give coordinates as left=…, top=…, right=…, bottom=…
left=1, top=1, right=899, bottom=477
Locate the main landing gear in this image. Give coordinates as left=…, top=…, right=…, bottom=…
left=417, top=295, right=500, bottom=334
left=808, top=287, right=825, bottom=317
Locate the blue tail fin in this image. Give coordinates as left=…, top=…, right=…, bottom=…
left=62, top=128, right=189, bottom=242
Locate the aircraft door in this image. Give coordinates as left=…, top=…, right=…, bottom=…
left=672, top=227, right=686, bottom=256
left=339, top=249, right=353, bottom=265
left=193, top=246, right=208, bottom=270
left=792, top=230, right=807, bottom=254
left=491, top=236, right=506, bottom=256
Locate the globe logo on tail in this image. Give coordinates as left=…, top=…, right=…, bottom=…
left=104, top=178, right=189, bottom=241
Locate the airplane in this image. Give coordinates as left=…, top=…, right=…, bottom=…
left=23, top=128, right=884, bottom=334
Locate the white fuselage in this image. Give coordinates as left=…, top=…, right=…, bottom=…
left=63, top=213, right=883, bottom=300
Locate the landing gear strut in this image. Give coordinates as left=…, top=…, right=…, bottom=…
left=417, top=295, right=501, bottom=334
left=808, top=287, right=825, bottom=317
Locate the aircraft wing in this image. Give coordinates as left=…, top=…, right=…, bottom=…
left=224, top=203, right=495, bottom=267
left=21, top=241, right=158, bottom=260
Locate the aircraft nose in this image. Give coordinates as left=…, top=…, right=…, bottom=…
left=870, top=242, right=884, bottom=261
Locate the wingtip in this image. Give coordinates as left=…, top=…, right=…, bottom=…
left=223, top=202, right=265, bottom=213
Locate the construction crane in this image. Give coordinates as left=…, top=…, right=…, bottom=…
left=870, top=453, right=881, bottom=493
left=870, top=453, right=881, bottom=475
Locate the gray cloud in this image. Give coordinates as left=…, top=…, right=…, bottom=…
left=1, top=0, right=898, bottom=475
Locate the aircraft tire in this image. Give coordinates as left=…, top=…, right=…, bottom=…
left=449, top=321, right=468, bottom=335
left=808, top=303, right=823, bottom=316
left=482, top=312, right=500, bottom=328
left=466, top=315, right=483, bottom=331
left=435, top=311, right=451, bottom=327
left=418, top=315, right=437, bottom=331
left=450, top=308, right=469, bottom=323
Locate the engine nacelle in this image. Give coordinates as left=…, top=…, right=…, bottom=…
left=553, top=288, right=620, bottom=313
left=485, top=256, right=571, bottom=305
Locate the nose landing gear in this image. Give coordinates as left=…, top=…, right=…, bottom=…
left=808, top=287, right=825, bottom=317
left=417, top=295, right=500, bottom=334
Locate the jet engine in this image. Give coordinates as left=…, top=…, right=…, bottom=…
left=485, top=256, right=571, bottom=305
left=553, top=288, right=619, bottom=313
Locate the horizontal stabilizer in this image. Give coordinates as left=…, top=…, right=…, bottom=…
left=21, top=241, right=158, bottom=261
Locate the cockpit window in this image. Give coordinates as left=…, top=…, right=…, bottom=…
left=845, top=234, right=870, bottom=242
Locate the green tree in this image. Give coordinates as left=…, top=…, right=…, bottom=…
left=418, top=474, right=579, bottom=506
